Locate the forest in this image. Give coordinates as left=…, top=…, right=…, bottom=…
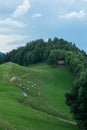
left=0, top=37, right=87, bottom=130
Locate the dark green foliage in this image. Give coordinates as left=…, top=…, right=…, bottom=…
left=63, top=47, right=87, bottom=129
left=65, top=51, right=84, bottom=76
left=48, top=49, right=65, bottom=66
left=65, top=71, right=87, bottom=129
left=0, top=37, right=84, bottom=67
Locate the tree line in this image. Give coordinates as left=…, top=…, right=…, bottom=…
left=0, top=38, right=82, bottom=66
left=0, top=37, right=87, bottom=129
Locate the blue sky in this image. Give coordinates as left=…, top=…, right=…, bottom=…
left=0, top=0, right=87, bottom=52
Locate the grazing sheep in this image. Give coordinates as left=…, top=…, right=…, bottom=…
left=31, top=85, right=34, bottom=88
left=22, top=92, right=27, bottom=97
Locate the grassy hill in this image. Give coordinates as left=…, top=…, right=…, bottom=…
left=0, top=62, right=77, bottom=130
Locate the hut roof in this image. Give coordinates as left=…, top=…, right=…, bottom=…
left=58, top=60, right=65, bottom=65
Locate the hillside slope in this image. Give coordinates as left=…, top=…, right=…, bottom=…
left=0, top=62, right=77, bottom=130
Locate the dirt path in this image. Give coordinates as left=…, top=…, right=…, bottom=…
left=59, top=118, right=76, bottom=125
left=27, top=105, right=77, bottom=126
left=19, top=73, right=31, bottom=78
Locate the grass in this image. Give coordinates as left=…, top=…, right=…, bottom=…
left=0, top=62, right=77, bottom=130
left=28, top=63, right=74, bottom=118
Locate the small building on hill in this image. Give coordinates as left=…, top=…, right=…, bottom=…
left=57, top=60, right=65, bottom=65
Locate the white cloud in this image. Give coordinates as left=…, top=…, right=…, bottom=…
left=32, top=13, right=42, bottom=18
left=0, top=18, right=26, bottom=28
left=0, top=34, right=27, bottom=52
left=0, top=34, right=27, bottom=44
left=0, top=27, right=12, bottom=33
left=59, top=10, right=86, bottom=19
left=11, top=0, right=31, bottom=18
left=0, top=1, right=29, bottom=52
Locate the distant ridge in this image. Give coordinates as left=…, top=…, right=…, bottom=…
left=0, top=52, right=4, bottom=55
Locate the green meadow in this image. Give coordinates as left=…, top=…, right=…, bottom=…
left=0, top=62, right=77, bottom=130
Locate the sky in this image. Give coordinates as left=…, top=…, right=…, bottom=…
left=0, top=0, right=87, bottom=52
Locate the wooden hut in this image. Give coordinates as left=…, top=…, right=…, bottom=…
left=57, top=60, right=65, bottom=65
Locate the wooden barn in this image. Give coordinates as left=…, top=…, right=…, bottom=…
left=57, top=60, right=65, bottom=65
